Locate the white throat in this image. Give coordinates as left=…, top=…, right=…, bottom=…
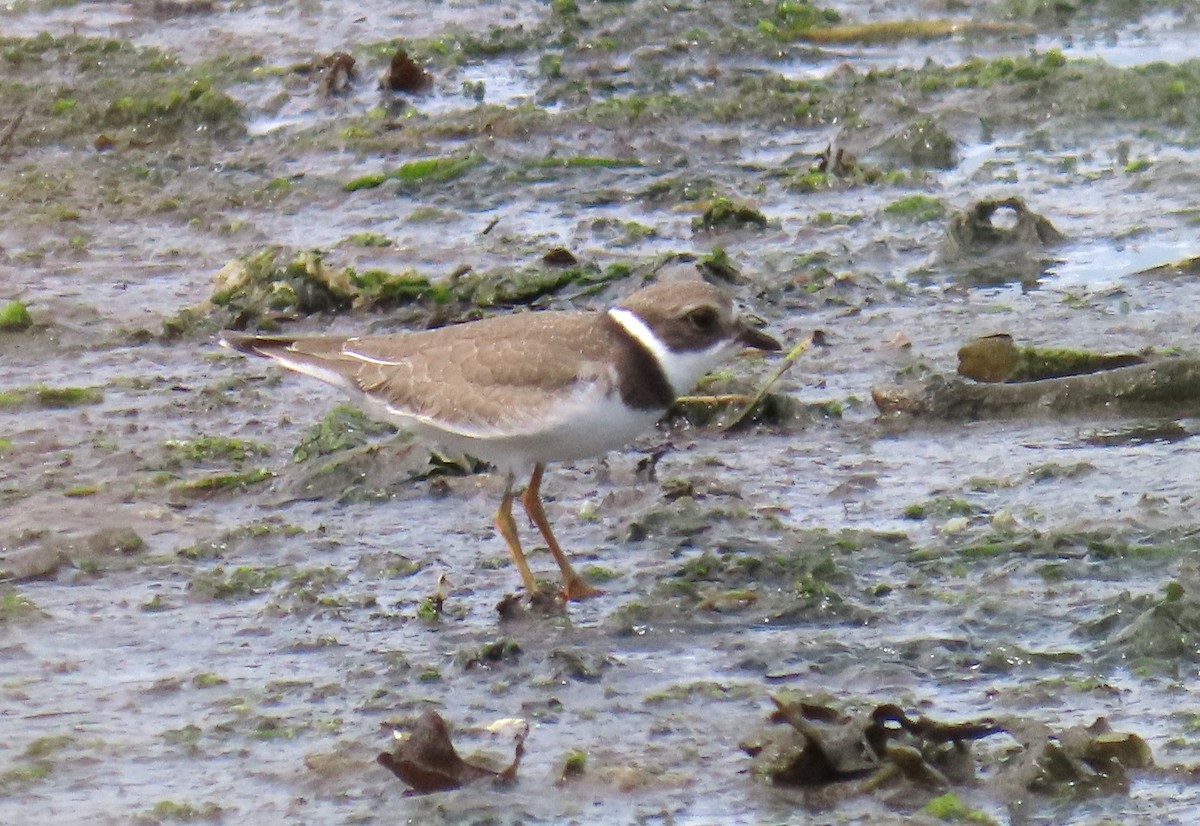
left=607, top=307, right=736, bottom=398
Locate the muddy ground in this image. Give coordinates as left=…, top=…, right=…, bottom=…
left=2, top=1, right=1200, bottom=823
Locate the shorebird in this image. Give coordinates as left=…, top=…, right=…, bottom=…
left=221, top=279, right=779, bottom=600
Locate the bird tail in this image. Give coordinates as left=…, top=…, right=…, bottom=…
left=218, top=332, right=300, bottom=358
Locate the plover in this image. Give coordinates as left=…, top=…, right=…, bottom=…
left=221, top=279, right=780, bottom=600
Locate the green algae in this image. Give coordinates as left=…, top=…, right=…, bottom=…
left=148, top=799, right=223, bottom=822
left=39, top=385, right=104, bottom=408
left=0, top=732, right=74, bottom=794
left=371, top=24, right=537, bottom=68
left=197, top=247, right=633, bottom=328
left=171, top=468, right=274, bottom=496
left=922, top=792, right=999, bottom=824
left=348, top=268, right=446, bottom=306
left=416, top=598, right=442, bottom=623
left=140, top=594, right=172, bottom=612
left=532, top=155, right=643, bottom=169
left=0, top=761, right=50, bottom=794
left=643, top=679, right=759, bottom=705
left=103, top=78, right=241, bottom=136
left=902, top=497, right=976, bottom=520
left=0, top=34, right=244, bottom=148
left=23, top=735, right=74, bottom=760
left=176, top=519, right=303, bottom=562
left=343, top=232, right=394, bottom=247
left=292, top=405, right=398, bottom=463
left=693, top=198, right=769, bottom=232
left=800, top=20, right=1019, bottom=45
left=544, top=49, right=1198, bottom=136
left=582, top=565, right=620, bottom=583
left=161, top=436, right=270, bottom=468
left=884, top=194, right=947, bottom=223
left=189, top=565, right=283, bottom=601
left=0, top=300, right=32, bottom=331
left=560, top=749, right=587, bottom=779
left=755, top=1, right=841, bottom=40
left=457, top=637, right=522, bottom=669
left=462, top=262, right=629, bottom=307
left=214, top=248, right=353, bottom=312
left=0, top=589, right=41, bottom=624
left=639, top=176, right=719, bottom=205
left=344, top=152, right=484, bottom=191
left=1012, top=345, right=1143, bottom=382
left=0, top=385, right=104, bottom=410
left=267, top=567, right=352, bottom=617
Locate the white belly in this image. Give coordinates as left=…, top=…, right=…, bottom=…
left=432, top=396, right=662, bottom=474
left=364, top=385, right=664, bottom=476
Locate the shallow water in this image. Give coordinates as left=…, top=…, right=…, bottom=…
left=3, top=1, right=1200, bottom=823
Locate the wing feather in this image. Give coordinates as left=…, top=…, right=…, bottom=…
left=223, top=312, right=618, bottom=440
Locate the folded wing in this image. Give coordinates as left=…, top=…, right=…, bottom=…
left=220, top=312, right=611, bottom=440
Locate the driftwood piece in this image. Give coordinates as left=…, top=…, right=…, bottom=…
left=873, top=359, right=1200, bottom=420
left=957, top=334, right=1145, bottom=384
left=939, top=196, right=1063, bottom=287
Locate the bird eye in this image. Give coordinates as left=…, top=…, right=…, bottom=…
left=686, top=306, right=719, bottom=331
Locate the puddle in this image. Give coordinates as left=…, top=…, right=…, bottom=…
left=1047, top=236, right=1200, bottom=287
left=1042, top=11, right=1200, bottom=67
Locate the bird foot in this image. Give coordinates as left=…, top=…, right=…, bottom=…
left=560, top=575, right=604, bottom=602
left=496, top=588, right=567, bottom=619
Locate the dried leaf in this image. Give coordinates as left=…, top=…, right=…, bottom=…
left=384, top=49, right=432, bottom=93
left=377, top=708, right=526, bottom=793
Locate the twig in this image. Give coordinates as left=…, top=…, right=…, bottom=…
left=0, top=107, right=27, bottom=158
left=723, top=333, right=814, bottom=432
left=673, top=393, right=756, bottom=406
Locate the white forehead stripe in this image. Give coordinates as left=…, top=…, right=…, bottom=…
left=607, top=306, right=737, bottom=398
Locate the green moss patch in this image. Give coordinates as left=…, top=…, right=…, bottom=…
left=148, top=799, right=224, bottom=821
left=0, top=33, right=244, bottom=149
left=755, top=2, right=842, bottom=40
left=348, top=268, right=447, bottom=306
left=206, top=249, right=354, bottom=325
left=922, top=792, right=999, bottom=824
left=188, top=565, right=283, bottom=600
left=0, top=589, right=42, bottom=624
left=693, top=198, right=770, bottom=232
left=193, top=247, right=637, bottom=330
left=171, top=468, right=274, bottom=497
left=531, top=155, right=643, bottom=169
left=0, top=300, right=32, bottom=331
left=292, top=405, right=397, bottom=463
left=342, top=232, right=394, bottom=247
left=884, top=194, right=947, bottom=223
left=344, top=152, right=484, bottom=191
left=0, top=385, right=104, bottom=410
left=160, top=436, right=271, bottom=469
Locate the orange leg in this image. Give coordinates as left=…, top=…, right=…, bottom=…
left=494, top=473, right=541, bottom=598
left=521, top=464, right=603, bottom=601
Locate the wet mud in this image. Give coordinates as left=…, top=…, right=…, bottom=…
left=2, top=1, right=1200, bottom=823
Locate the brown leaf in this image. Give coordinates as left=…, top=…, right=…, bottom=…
left=318, top=52, right=356, bottom=96
left=749, top=698, right=1007, bottom=790
left=377, top=708, right=525, bottom=793
left=542, top=247, right=578, bottom=266
left=384, top=49, right=432, bottom=93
